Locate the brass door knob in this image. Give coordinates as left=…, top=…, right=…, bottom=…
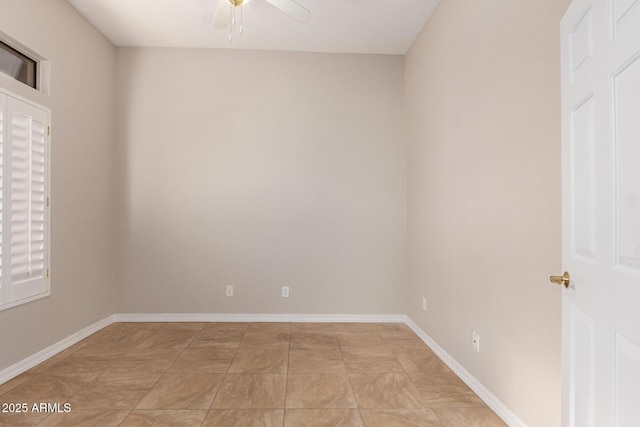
left=550, top=271, right=570, bottom=288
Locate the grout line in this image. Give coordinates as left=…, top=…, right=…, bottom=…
left=207, top=328, right=242, bottom=413
left=282, top=322, right=291, bottom=426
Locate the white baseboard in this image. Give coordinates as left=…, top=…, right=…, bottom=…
left=404, top=317, right=526, bottom=427
left=0, top=315, right=115, bottom=385
left=114, top=313, right=407, bottom=323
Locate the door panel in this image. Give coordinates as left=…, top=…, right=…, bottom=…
left=569, top=306, right=595, bottom=427
left=570, top=95, right=596, bottom=259
left=614, top=332, right=640, bottom=425
left=612, top=55, right=640, bottom=270
left=611, top=0, right=640, bottom=36
left=570, top=8, right=593, bottom=81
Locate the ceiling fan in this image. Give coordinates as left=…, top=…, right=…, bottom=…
left=213, top=0, right=310, bottom=41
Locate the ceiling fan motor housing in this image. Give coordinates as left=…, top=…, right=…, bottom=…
left=227, top=0, right=250, bottom=7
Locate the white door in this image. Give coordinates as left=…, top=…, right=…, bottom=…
left=560, top=0, right=640, bottom=426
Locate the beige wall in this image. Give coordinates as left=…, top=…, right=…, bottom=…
left=0, top=0, right=116, bottom=370
left=115, top=48, right=406, bottom=315
left=405, top=0, right=570, bottom=426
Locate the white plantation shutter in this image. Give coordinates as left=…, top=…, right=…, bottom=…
left=0, top=91, right=49, bottom=310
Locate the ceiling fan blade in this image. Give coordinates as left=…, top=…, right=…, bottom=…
left=263, top=0, right=310, bottom=22
left=213, top=0, right=231, bottom=29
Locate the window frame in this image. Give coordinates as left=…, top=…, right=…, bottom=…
left=0, top=87, right=51, bottom=311
left=0, top=31, right=50, bottom=95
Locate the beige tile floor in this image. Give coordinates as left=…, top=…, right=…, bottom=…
left=0, top=322, right=507, bottom=426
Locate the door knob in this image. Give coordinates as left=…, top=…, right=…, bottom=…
left=550, top=271, right=570, bottom=288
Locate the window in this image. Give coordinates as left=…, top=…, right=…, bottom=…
left=0, top=89, right=50, bottom=311
left=0, top=41, right=37, bottom=89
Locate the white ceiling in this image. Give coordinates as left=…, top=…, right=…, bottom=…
left=66, top=0, right=440, bottom=55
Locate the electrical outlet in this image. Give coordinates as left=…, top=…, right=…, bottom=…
left=472, top=331, right=480, bottom=352
left=421, top=297, right=427, bottom=312
left=282, top=286, right=289, bottom=298
left=225, top=285, right=234, bottom=297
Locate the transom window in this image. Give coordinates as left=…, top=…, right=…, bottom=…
left=0, top=41, right=37, bottom=90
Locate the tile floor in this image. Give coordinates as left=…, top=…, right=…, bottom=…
left=0, top=322, right=507, bottom=426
